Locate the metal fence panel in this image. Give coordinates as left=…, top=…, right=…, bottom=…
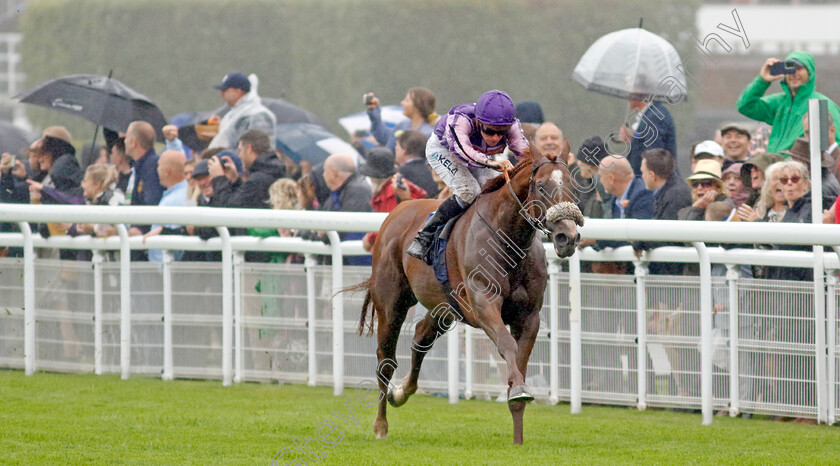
left=579, top=272, right=637, bottom=405
left=33, top=257, right=95, bottom=373
left=0, top=257, right=24, bottom=368
left=170, top=262, right=224, bottom=379
left=739, top=278, right=816, bottom=418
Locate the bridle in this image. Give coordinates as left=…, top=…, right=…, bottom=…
left=500, top=158, right=566, bottom=236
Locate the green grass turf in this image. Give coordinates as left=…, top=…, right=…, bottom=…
left=2, top=370, right=839, bottom=465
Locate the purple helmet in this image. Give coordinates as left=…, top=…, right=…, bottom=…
left=475, top=90, right=516, bottom=126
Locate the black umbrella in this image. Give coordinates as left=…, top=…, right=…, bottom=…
left=0, top=121, right=35, bottom=155
left=16, top=73, right=168, bottom=137
left=275, top=123, right=361, bottom=166
left=177, top=97, right=326, bottom=152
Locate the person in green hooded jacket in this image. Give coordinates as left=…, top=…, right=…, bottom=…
left=736, top=50, right=840, bottom=154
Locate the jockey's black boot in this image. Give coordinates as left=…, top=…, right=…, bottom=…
left=406, top=195, right=467, bottom=261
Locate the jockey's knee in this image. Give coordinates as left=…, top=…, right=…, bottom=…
left=454, top=196, right=471, bottom=208
left=454, top=190, right=478, bottom=205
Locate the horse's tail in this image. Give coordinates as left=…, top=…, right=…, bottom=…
left=339, top=278, right=375, bottom=336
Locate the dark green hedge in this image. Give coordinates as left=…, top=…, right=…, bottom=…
left=20, top=0, right=698, bottom=151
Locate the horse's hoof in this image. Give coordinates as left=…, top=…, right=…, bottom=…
left=387, top=384, right=406, bottom=407
left=508, top=385, right=534, bottom=403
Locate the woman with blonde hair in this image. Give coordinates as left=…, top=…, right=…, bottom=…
left=65, top=164, right=126, bottom=239
left=248, top=178, right=300, bottom=264
left=737, top=162, right=788, bottom=222
left=249, top=178, right=304, bottom=357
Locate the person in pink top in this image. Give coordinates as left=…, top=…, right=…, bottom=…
left=407, top=90, right=530, bottom=261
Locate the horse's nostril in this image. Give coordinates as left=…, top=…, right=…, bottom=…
left=555, top=233, right=568, bottom=245
left=575, top=233, right=581, bottom=243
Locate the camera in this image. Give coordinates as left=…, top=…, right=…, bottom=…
left=769, top=61, right=796, bottom=76
left=363, top=93, right=374, bottom=106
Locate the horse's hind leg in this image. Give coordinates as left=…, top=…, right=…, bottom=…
left=372, top=288, right=415, bottom=440
left=389, top=305, right=453, bottom=407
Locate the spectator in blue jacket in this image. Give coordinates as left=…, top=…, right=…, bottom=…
left=593, top=154, right=654, bottom=251
left=632, top=148, right=692, bottom=275
left=621, top=98, right=678, bottom=178
left=125, top=121, right=164, bottom=213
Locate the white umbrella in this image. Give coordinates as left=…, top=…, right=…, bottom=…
left=338, top=105, right=408, bottom=137
left=572, top=28, right=687, bottom=103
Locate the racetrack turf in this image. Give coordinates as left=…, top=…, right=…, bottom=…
left=1, top=370, right=838, bottom=465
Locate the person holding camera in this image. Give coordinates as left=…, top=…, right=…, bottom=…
left=364, top=87, right=438, bottom=152
left=358, top=147, right=427, bottom=252
left=736, top=50, right=840, bottom=154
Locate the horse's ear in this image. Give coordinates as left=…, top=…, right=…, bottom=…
left=522, top=144, right=534, bottom=162
left=558, top=137, right=571, bottom=165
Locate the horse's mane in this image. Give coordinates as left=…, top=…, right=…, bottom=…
left=480, top=158, right=533, bottom=194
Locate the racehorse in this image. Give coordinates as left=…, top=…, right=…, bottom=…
left=350, top=140, right=582, bottom=445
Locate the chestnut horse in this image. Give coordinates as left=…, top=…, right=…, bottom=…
left=352, top=141, right=582, bottom=445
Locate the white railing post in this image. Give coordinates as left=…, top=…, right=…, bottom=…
left=809, top=99, right=828, bottom=424
left=217, top=227, right=233, bottom=386
left=447, top=322, right=460, bottom=404
left=233, top=251, right=244, bottom=384
left=827, top=270, right=837, bottom=426
left=18, top=222, right=35, bottom=376
left=693, top=242, right=713, bottom=425
left=548, top=259, right=560, bottom=405
left=116, top=224, right=131, bottom=380
left=569, top=250, right=582, bottom=414
left=161, top=251, right=173, bottom=381
left=464, top=325, right=473, bottom=400
left=814, top=249, right=828, bottom=424
left=634, top=260, right=648, bottom=411
left=304, top=254, right=317, bottom=386
left=726, top=264, right=740, bottom=417
left=326, top=231, right=344, bottom=396
left=92, top=251, right=104, bottom=375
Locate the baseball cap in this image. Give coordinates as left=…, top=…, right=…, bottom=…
left=213, top=73, right=251, bottom=92
left=693, top=140, right=724, bottom=159
left=192, top=159, right=210, bottom=177
left=217, top=149, right=244, bottom=174
left=719, top=122, right=751, bottom=139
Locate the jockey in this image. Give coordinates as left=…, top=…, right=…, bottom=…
left=407, top=90, right=530, bottom=260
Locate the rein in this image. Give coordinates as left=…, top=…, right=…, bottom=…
left=474, top=158, right=564, bottom=254
left=502, top=159, right=564, bottom=236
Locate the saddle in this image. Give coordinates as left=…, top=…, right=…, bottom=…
left=424, top=209, right=467, bottom=314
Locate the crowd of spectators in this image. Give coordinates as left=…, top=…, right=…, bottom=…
left=0, top=55, right=837, bottom=273
left=0, top=54, right=837, bottom=416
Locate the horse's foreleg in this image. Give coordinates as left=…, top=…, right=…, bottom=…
left=509, top=310, right=541, bottom=385
left=508, top=310, right=542, bottom=445
left=479, top=316, right=527, bottom=393
left=509, top=400, right=526, bottom=445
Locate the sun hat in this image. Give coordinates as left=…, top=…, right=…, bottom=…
left=687, top=159, right=723, bottom=182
